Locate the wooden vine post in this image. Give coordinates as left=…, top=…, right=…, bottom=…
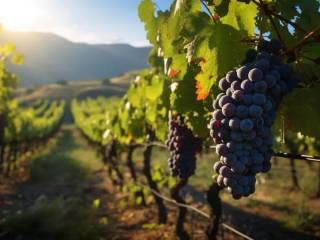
left=206, top=182, right=222, bottom=240
left=104, top=139, right=124, bottom=187
left=142, top=128, right=167, bottom=224
left=0, top=113, right=6, bottom=166
left=127, top=143, right=138, bottom=181
left=289, top=158, right=300, bottom=190
left=126, top=142, right=145, bottom=205
left=170, top=177, right=190, bottom=240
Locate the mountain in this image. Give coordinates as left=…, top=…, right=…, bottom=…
left=1, top=31, right=151, bottom=87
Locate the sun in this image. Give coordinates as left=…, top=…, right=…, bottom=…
left=0, top=0, right=45, bottom=31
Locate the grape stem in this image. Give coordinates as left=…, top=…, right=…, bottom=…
left=257, top=0, right=287, bottom=51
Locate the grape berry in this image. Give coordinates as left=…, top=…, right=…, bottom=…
left=210, top=39, right=299, bottom=199
left=167, top=116, right=202, bottom=179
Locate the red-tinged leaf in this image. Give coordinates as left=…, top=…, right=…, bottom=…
left=195, top=80, right=209, bottom=100
left=168, top=69, right=178, bottom=78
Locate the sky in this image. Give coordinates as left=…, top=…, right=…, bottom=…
left=0, top=0, right=173, bottom=46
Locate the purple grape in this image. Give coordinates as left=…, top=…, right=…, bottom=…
left=252, top=93, right=267, bottom=105
left=254, top=81, right=268, bottom=93
left=226, top=70, right=237, bottom=83
left=226, top=88, right=233, bottom=96
left=230, top=131, right=243, bottom=142
left=252, top=137, right=263, bottom=148
left=231, top=162, right=245, bottom=174
left=229, top=117, right=240, bottom=131
left=232, top=90, right=245, bottom=102
left=219, top=166, right=233, bottom=178
left=243, top=94, right=253, bottom=105
left=212, top=109, right=224, bottom=120
left=241, top=80, right=254, bottom=93
left=226, top=141, right=237, bottom=152
left=243, top=131, right=256, bottom=141
left=270, top=69, right=280, bottom=81
left=231, top=80, right=242, bottom=92
left=219, top=77, right=230, bottom=91
left=236, top=105, right=249, bottom=118
left=213, top=161, right=223, bottom=173
left=263, top=100, right=273, bottom=111
left=223, top=177, right=237, bottom=188
left=239, top=176, right=249, bottom=186
left=222, top=103, right=236, bottom=117
left=219, top=95, right=233, bottom=108
left=216, top=144, right=229, bottom=156
left=264, top=74, right=277, bottom=88
left=252, top=153, right=264, bottom=164
left=236, top=66, right=251, bottom=80
left=240, top=119, right=254, bottom=132
left=249, top=105, right=262, bottom=118
left=248, top=68, right=263, bottom=82
left=255, top=59, right=270, bottom=72
left=224, top=153, right=237, bottom=165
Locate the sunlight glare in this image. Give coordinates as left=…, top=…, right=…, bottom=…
left=0, top=0, right=45, bottom=31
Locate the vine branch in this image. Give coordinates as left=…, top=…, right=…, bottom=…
left=251, top=0, right=307, bottom=33
left=285, top=25, right=320, bottom=55
left=200, top=0, right=215, bottom=22
left=258, top=0, right=287, bottom=50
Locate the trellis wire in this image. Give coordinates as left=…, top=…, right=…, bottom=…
left=148, top=142, right=320, bottom=163
left=136, top=182, right=255, bottom=240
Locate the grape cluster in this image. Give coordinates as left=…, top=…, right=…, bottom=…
left=167, top=116, right=202, bottom=179
left=210, top=39, right=299, bottom=199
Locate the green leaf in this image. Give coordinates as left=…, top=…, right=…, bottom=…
left=219, top=0, right=257, bottom=34
left=92, top=198, right=101, bottom=209
left=145, top=75, right=163, bottom=100
left=11, top=53, right=24, bottom=65
left=136, top=196, right=143, bottom=205
left=195, top=22, right=251, bottom=93
left=138, top=0, right=157, bottom=44
left=277, top=86, right=320, bottom=139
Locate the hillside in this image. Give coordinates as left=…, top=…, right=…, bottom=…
left=1, top=31, right=151, bottom=87
left=15, top=81, right=127, bottom=103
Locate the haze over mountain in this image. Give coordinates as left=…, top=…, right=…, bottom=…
left=1, top=31, right=151, bottom=87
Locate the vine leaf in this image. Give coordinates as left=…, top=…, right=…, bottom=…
left=194, top=0, right=257, bottom=97
left=138, top=0, right=157, bottom=44
left=277, top=86, right=320, bottom=139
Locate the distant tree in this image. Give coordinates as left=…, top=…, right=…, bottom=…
left=57, top=80, right=68, bottom=85
left=102, top=78, right=111, bottom=85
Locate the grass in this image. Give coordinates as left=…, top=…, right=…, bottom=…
left=29, top=125, right=103, bottom=182
left=2, top=197, right=102, bottom=240
left=0, top=125, right=108, bottom=240
left=284, top=200, right=316, bottom=230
